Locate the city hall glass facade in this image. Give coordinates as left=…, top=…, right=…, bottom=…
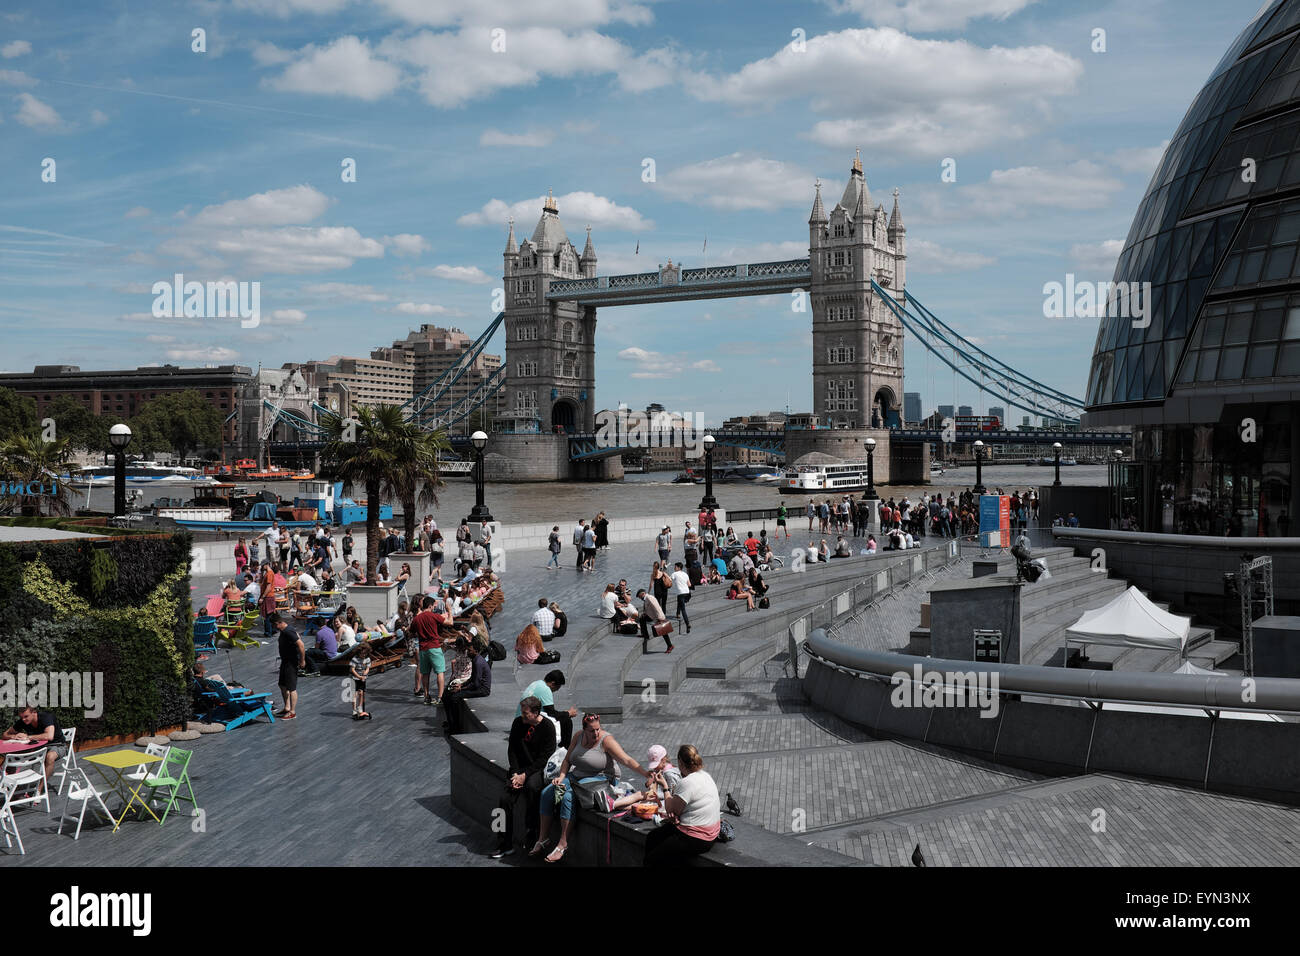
left=1086, top=0, right=1300, bottom=536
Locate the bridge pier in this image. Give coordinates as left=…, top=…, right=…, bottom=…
left=481, top=434, right=624, bottom=482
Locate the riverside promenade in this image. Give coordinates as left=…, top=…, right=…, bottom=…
left=9, top=525, right=1300, bottom=866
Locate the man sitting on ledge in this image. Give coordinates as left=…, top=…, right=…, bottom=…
left=490, top=695, right=556, bottom=860
left=831, top=535, right=852, bottom=558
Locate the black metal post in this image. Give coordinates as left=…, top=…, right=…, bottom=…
left=113, top=450, right=126, bottom=516
left=467, top=449, right=493, bottom=523
left=699, top=444, right=719, bottom=511
left=1053, top=447, right=1062, bottom=487
left=865, top=447, right=878, bottom=500
left=973, top=447, right=986, bottom=496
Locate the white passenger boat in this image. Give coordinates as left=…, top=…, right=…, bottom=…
left=65, top=464, right=220, bottom=488
left=780, top=459, right=873, bottom=494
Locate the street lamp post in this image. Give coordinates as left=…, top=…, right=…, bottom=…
left=699, top=434, right=719, bottom=511
left=864, top=438, right=878, bottom=500
left=973, top=439, right=986, bottom=496
left=1052, top=442, right=1063, bottom=487
left=466, top=430, right=494, bottom=524
left=109, top=423, right=132, bottom=517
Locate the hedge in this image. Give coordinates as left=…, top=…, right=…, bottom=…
left=0, top=530, right=194, bottom=740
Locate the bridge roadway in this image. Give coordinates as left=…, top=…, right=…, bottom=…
left=545, top=258, right=812, bottom=307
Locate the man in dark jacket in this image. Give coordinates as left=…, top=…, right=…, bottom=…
left=490, top=695, right=557, bottom=858
left=442, top=635, right=492, bottom=735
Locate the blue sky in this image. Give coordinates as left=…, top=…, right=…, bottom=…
left=0, top=0, right=1270, bottom=422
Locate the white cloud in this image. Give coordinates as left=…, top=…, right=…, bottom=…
left=1, top=40, right=31, bottom=58
left=426, top=264, right=493, bottom=284
left=302, top=282, right=390, bottom=302
left=906, top=238, right=996, bottom=274
left=251, top=41, right=295, bottom=66
left=1109, top=140, right=1170, bottom=177
left=371, top=0, right=653, bottom=28
left=378, top=28, right=662, bottom=109
left=1069, top=239, right=1124, bottom=274
left=617, top=345, right=721, bottom=379
left=825, top=0, right=1036, bottom=32
left=90, top=109, right=108, bottom=126
left=191, top=185, right=333, bottom=227
left=271, top=308, right=307, bottom=322
left=652, top=154, right=816, bottom=211
left=689, top=28, right=1081, bottom=157
left=124, top=206, right=151, bottom=219
left=383, top=233, right=430, bottom=256
left=233, top=0, right=352, bottom=17
left=165, top=345, right=241, bottom=362
left=458, top=190, right=651, bottom=231
left=113, top=281, right=155, bottom=294
left=480, top=127, right=556, bottom=148
left=395, top=302, right=457, bottom=315
left=264, top=36, right=403, bottom=101
left=913, top=161, right=1124, bottom=222
left=15, top=92, right=61, bottom=127
left=0, top=69, right=34, bottom=85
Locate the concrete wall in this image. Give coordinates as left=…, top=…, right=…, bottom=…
left=1050, top=527, right=1300, bottom=612
left=929, top=576, right=1022, bottom=663
left=482, top=435, right=571, bottom=482
left=890, top=439, right=930, bottom=484
left=804, top=658, right=1300, bottom=804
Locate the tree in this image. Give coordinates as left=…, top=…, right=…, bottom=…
left=0, top=387, right=38, bottom=439
left=43, top=396, right=110, bottom=453
left=131, top=390, right=223, bottom=460
left=318, top=405, right=446, bottom=583
left=0, top=433, right=73, bottom=516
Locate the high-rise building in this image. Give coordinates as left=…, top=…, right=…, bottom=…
left=374, top=324, right=505, bottom=432
left=937, top=404, right=954, bottom=420
left=294, top=356, right=415, bottom=410
left=958, top=404, right=973, bottom=418
left=904, top=392, right=922, bottom=424
left=988, top=406, right=1005, bottom=424
left=1085, top=1, right=1300, bottom=534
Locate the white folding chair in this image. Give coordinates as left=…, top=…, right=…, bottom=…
left=0, top=778, right=24, bottom=855
left=58, top=767, right=114, bottom=840
left=52, top=727, right=78, bottom=796
left=125, top=743, right=170, bottom=785
left=3, top=748, right=50, bottom=814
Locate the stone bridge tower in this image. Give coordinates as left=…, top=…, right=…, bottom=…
left=808, top=150, right=907, bottom=429
left=501, top=190, right=598, bottom=435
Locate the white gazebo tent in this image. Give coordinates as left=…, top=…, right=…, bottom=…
left=1063, top=586, right=1191, bottom=665
left=1173, top=659, right=1226, bottom=676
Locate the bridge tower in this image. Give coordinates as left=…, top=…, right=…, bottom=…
left=808, top=151, right=907, bottom=429
left=501, top=190, right=598, bottom=435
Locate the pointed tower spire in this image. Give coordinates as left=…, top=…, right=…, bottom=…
left=852, top=147, right=863, bottom=174
left=888, top=187, right=905, bottom=235
left=543, top=186, right=558, bottom=214
left=581, top=224, right=595, bottom=259
left=504, top=216, right=518, bottom=254
left=853, top=175, right=868, bottom=225
left=809, top=178, right=827, bottom=223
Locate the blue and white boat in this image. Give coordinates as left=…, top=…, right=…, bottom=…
left=65, top=464, right=220, bottom=488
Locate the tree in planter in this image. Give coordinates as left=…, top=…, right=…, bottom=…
left=319, top=405, right=446, bottom=582
left=0, top=433, right=74, bottom=516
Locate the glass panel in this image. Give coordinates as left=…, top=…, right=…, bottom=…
left=1283, top=306, right=1300, bottom=338
left=1203, top=312, right=1226, bottom=347
left=1255, top=305, right=1285, bottom=340
left=1225, top=310, right=1252, bottom=344
left=1277, top=341, right=1300, bottom=376
left=1176, top=348, right=1198, bottom=384
left=1246, top=344, right=1278, bottom=378
left=1196, top=349, right=1220, bottom=381
left=1240, top=250, right=1266, bottom=284
left=1218, top=345, right=1247, bottom=379
left=1265, top=244, right=1296, bottom=279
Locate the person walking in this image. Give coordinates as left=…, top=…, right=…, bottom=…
left=807, top=499, right=816, bottom=532
left=546, top=525, right=562, bottom=569
left=573, top=519, right=587, bottom=572
left=272, top=613, right=304, bottom=720
left=656, top=525, right=672, bottom=564
left=700, top=524, right=716, bottom=566
left=651, top=560, right=671, bottom=612
left=595, top=512, right=610, bottom=551
left=582, top=522, right=597, bottom=572
left=234, top=536, right=249, bottom=577
left=637, top=587, right=673, bottom=654
left=777, top=502, right=789, bottom=540
left=670, top=562, right=692, bottom=634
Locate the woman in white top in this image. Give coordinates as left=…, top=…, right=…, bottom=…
left=643, top=744, right=721, bottom=866
left=333, top=612, right=357, bottom=651
left=599, top=583, right=617, bottom=619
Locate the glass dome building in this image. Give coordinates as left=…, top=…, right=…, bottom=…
left=1086, top=0, right=1300, bottom=535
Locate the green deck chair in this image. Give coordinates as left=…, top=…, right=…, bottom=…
left=140, top=747, right=198, bottom=825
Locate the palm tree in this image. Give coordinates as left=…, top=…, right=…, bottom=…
left=0, top=433, right=74, bottom=517
left=318, top=405, right=446, bottom=582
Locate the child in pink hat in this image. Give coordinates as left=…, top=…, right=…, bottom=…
left=611, top=745, right=683, bottom=812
